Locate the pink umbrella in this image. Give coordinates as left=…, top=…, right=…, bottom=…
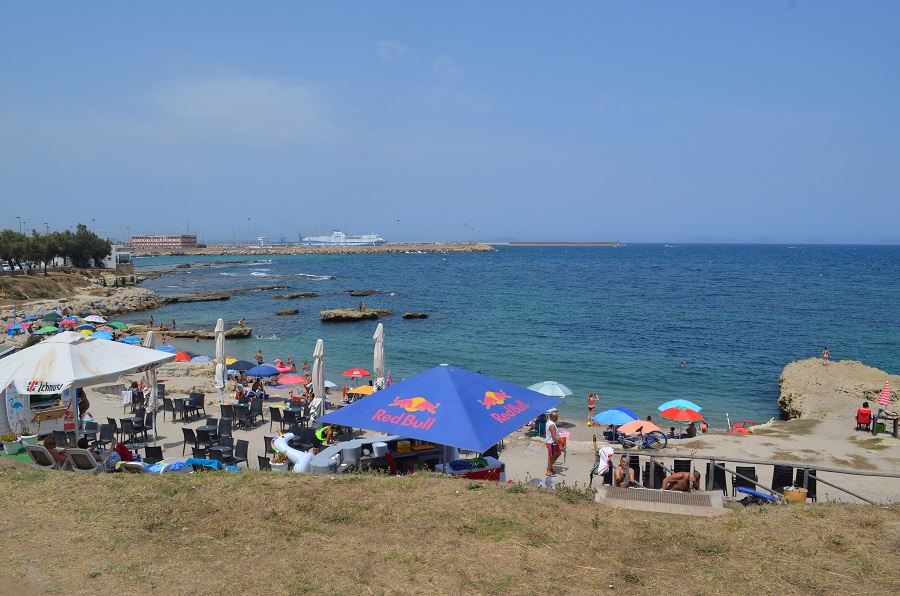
left=279, top=374, right=308, bottom=385
left=618, top=419, right=661, bottom=434
left=878, top=381, right=892, bottom=407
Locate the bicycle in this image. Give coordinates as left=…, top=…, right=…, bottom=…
left=620, top=426, right=667, bottom=450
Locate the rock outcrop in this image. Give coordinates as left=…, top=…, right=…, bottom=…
left=320, top=308, right=393, bottom=322
left=402, top=312, right=428, bottom=319
left=778, top=358, right=898, bottom=419
left=276, top=309, right=299, bottom=316
left=274, top=292, right=319, bottom=299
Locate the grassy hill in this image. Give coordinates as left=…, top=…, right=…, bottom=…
left=0, top=458, right=897, bottom=594
left=0, top=270, right=100, bottom=304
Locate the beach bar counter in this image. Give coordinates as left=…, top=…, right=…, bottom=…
left=307, top=435, right=504, bottom=479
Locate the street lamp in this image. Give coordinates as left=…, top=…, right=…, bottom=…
left=44, top=223, right=49, bottom=235
left=92, top=218, right=95, bottom=233
left=16, top=216, right=21, bottom=234
left=396, top=219, right=400, bottom=244
left=247, top=217, right=251, bottom=246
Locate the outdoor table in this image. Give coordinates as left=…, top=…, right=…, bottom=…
left=195, top=425, right=217, bottom=434
left=125, top=442, right=147, bottom=455
left=872, top=414, right=899, bottom=438
left=121, top=416, right=141, bottom=424
left=208, top=446, right=232, bottom=457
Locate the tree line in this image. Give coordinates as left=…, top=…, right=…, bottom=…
left=0, top=224, right=112, bottom=273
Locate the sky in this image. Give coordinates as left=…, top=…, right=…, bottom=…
left=1, top=2, right=899, bottom=244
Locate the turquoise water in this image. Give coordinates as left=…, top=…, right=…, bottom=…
left=121, top=244, right=900, bottom=429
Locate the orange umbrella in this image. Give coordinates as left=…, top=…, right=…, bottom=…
left=618, top=420, right=661, bottom=434
left=175, top=352, right=191, bottom=362
left=348, top=385, right=374, bottom=396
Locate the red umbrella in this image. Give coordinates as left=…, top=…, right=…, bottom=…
left=175, top=352, right=191, bottom=362
left=342, top=368, right=371, bottom=377
left=660, top=407, right=703, bottom=422
left=878, top=381, right=892, bottom=407
left=279, top=374, right=307, bottom=385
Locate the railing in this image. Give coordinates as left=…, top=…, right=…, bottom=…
left=602, top=445, right=900, bottom=505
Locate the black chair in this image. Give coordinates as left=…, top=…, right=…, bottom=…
left=218, top=436, right=234, bottom=450
left=673, top=459, right=692, bottom=474
left=183, top=398, right=200, bottom=421
left=772, top=464, right=794, bottom=495
left=189, top=393, right=206, bottom=417
left=82, top=421, right=99, bottom=442
left=97, top=424, right=115, bottom=449
left=174, top=399, right=187, bottom=423
left=233, top=440, right=249, bottom=467
left=263, top=435, right=274, bottom=456
left=121, top=419, right=139, bottom=444
left=181, top=428, right=198, bottom=456
left=208, top=449, right=226, bottom=465
left=299, top=406, right=311, bottom=428
left=283, top=410, right=298, bottom=429
left=206, top=417, right=218, bottom=428
left=132, top=412, right=152, bottom=442
left=192, top=446, right=208, bottom=459
left=628, top=456, right=641, bottom=486
left=644, top=461, right=666, bottom=489
left=732, top=466, right=758, bottom=496
left=53, top=430, right=69, bottom=448
left=257, top=455, right=272, bottom=471
left=233, top=406, right=251, bottom=430
left=705, top=462, right=728, bottom=494
left=220, top=404, right=234, bottom=431
left=218, top=418, right=232, bottom=439
left=795, top=468, right=817, bottom=502
left=601, top=466, right=613, bottom=486
left=144, top=446, right=163, bottom=462
left=197, top=428, right=217, bottom=451
left=248, top=398, right=264, bottom=427
left=107, top=417, right=121, bottom=442
left=269, top=407, right=284, bottom=433
left=162, top=397, right=175, bottom=422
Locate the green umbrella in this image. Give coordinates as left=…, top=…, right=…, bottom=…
left=36, top=325, right=59, bottom=334
left=110, top=322, right=128, bottom=330
left=42, top=313, right=61, bottom=323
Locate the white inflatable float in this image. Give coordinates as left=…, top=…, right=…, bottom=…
left=272, top=433, right=313, bottom=473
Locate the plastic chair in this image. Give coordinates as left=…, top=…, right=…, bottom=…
left=53, top=430, right=69, bottom=448
left=269, top=407, right=284, bottom=433
left=795, top=468, right=817, bottom=502
left=144, top=445, right=164, bottom=462
left=66, top=448, right=102, bottom=472
left=257, top=455, right=272, bottom=471
left=192, top=446, right=208, bottom=459
left=218, top=418, right=232, bottom=439
left=97, top=424, right=116, bottom=449
left=644, top=461, right=666, bottom=489
left=189, top=392, right=206, bottom=416
left=263, top=435, right=274, bottom=455
left=732, top=466, right=758, bottom=496
left=197, top=428, right=217, bottom=451
left=162, top=397, right=174, bottom=423
left=673, top=459, right=692, bottom=474
left=82, top=421, right=99, bottom=442
left=25, top=445, right=59, bottom=470
left=705, top=462, right=728, bottom=494
left=120, top=419, right=139, bottom=444
left=181, top=428, right=198, bottom=456
left=233, top=440, right=249, bottom=467
left=772, top=464, right=794, bottom=495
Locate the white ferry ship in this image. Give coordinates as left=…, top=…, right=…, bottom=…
left=302, top=231, right=387, bottom=247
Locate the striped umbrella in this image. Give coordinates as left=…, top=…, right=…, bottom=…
left=878, top=381, right=892, bottom=407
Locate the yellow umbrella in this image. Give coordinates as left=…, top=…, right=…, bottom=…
left=80, top=329, right=93, bottom=335
left=348, top=385, right=374, bottom=396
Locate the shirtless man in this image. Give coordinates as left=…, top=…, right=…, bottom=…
left=662, top=471, right=701, bottom=492
left=613, top=455, right=636, bottom=487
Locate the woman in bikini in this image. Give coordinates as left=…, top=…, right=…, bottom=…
left=587, top=393, right=597, bottom=426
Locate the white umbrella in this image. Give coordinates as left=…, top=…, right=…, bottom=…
left=214, top=318, right=227, bottom=405
left=84, top=314, right=107, bottom=324
left=0, top=331, right=175, bottom=440
left=528, top=380, right=573, bottom=398
left=312, top=339, right=325, bottom=419
left=142, top=330, right=159, bottom=443
left=373, top=323, right=385, bottom=390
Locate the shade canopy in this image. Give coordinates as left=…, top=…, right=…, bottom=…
left=246, top=364, right=279, bottom=378
left=592, top=408, right=638, bottom=425
left=660, top=407, right=703, bottom=422
left=319, top=364, right=560, bottom=453
left=229, top=360, right=255, bottom=372
left=658, top=399, right=702, bottom=412
left=0, top=331, right=175, bottom=395
left=618, top=419, right=662, bottom=434
left=342, top=367, right=370, bottom=377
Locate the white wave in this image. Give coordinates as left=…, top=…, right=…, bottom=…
left=219, top=272, right=236, bottom=276
left=250, top=272, right=270, bottom=276
left=296, top=273, right=334, bottom=280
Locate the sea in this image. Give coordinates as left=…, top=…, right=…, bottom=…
left=120, top=244, right=900, bottom=430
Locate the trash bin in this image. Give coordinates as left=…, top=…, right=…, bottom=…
left=876, top=422, right=886, bottom=434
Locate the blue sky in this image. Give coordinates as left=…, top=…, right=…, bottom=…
left=2, top=2, right=898, bottom=244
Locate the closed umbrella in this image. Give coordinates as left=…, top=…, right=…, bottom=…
left=312, top=339, right=325, bottom=419
left=528, top=381, right=574, bottom=398
left=373, top=323, right=385, bottom=389
left=142, top=331, right=159, bottom=443
left=878, top=381, right=892, bottom=407
left=214, top=318, right=227, bottom=405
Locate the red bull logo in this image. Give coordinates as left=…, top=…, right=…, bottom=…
left=489, top=399, right=530, bottom=424
left=479, top=390, right=511, bottom=409
left=372, top=395, right=441, bottom=430
left=389, top=396, right=441, bottom=414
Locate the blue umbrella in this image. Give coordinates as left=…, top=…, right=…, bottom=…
left=593, top=408, right=638, bottom=425
left=156, top=345, right=177, bottom=353
left=246, top=364, right=279, bottom=378
left=21, top=315, right=39, bottom=321
left=119, top=336, right=143, bottom=345
left=92, top=331, right=114, bottom=340
left=229, top=360, right=255, bottom=372
left=612, top=407, right=638, bottom=419
left=77, top=323, right=96, bottom=330
left=191, top=355, right=213, bottom=362
left=658, top=399, right=702, bottom=412
left=318, top=364, right=561, bottom=453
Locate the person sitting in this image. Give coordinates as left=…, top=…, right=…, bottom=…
left=662, top=471, right=701, bottom=492
left=699, top=420, right=708, bottom=434
left=613, top=455, right=636, bottom=488
left=667, top=426, right=678, bottom=439
left=603, top=424, right=615, bottom=441
left=251, top=378, right=266, bottom=399
left=856, top=401, right=873, bottom=431
left=685, top=422, right=697, bottom=438
left=43, top=435, right=70, bottom=468
left=234, top=383, right=246, bottom=402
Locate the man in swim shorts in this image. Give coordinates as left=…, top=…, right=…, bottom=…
left=662, top=471, right=701, bottom=492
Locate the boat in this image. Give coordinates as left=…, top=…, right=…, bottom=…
left=302, top=231, right=386, bottom=247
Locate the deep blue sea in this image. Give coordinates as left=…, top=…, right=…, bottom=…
left=121, top=245, right=900, bottom=430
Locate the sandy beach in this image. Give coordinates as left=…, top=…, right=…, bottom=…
left=77, top=356, right=899, bottom=504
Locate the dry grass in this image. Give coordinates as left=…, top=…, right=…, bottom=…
left=0, top=270, right=97, bottom=304
left=849, top=436, right=892, bottom=451
left=1, top=458, right=899, bottom=595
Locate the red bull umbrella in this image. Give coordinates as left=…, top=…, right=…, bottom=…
left=318, top=364, right=562, bottom=453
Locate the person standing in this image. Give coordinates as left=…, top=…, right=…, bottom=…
left=587, top=393, right=597, bottom=426
left=822, top=347, right=829, bottom=364
left=545, top=411, right=562, bottom=476
left=255, top=349, right=263, bottom=365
